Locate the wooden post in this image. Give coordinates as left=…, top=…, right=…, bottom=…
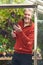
left=34, top=6, right=38, bottom=65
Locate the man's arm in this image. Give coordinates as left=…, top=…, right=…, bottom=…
left=18, top=29, right=34, bottom=45
left=12, top=24, right=34, bottom=45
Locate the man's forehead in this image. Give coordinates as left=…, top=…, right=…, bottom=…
left=24, top=10, right=32, bottom=14
left=24, top=8, right=33, bottom=12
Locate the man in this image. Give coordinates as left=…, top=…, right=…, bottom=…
left=11, top=8, right=34, bottom=65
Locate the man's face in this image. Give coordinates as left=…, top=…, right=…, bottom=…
left=24, top=9, right=32, bottom=23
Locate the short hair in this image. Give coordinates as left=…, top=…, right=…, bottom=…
left=24, top=8, right=34, bottom=17
left=24, top=8, right=33, bottom=13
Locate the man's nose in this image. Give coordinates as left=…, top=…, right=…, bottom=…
left=25, top=15, right=29, bottom=18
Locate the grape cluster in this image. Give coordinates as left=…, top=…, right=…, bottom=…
left=10, top=11, right=16, bottom=18
left=0, top=29, right=8, bottom=37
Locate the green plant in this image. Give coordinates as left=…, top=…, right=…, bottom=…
left=14, top=0, right=24, bottom=3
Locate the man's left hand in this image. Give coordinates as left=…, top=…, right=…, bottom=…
left=13, top=25, right=22, bottom=32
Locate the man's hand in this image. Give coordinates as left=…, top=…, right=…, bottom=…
left=13, top=25, right=22, bottom=32
left=11, top=30, right=16, bottom=38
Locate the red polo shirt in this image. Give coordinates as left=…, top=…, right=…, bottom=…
left=14, top=20, right=34, bottom=54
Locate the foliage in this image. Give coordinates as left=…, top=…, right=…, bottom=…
left=14, top=0, right=24, bottom=3
left=38, top=13, right=43, bottom=20
left=0, top=0, right=12, bottom=4
left=38, top=22, right=43, bottom=58
left=0, top=8, right=24, bottom=53
left=0, top=0, right=24, bottom=4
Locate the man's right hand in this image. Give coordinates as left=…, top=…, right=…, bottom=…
left=11, top=30, right=16, bottom=38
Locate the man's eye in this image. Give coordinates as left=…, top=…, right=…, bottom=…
left=25, top=14, right=30, bottom=16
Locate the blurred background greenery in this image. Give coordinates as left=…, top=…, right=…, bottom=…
left=0, top=0, right=24, bottom=4
left=0, top=8, right=24, bottom=54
